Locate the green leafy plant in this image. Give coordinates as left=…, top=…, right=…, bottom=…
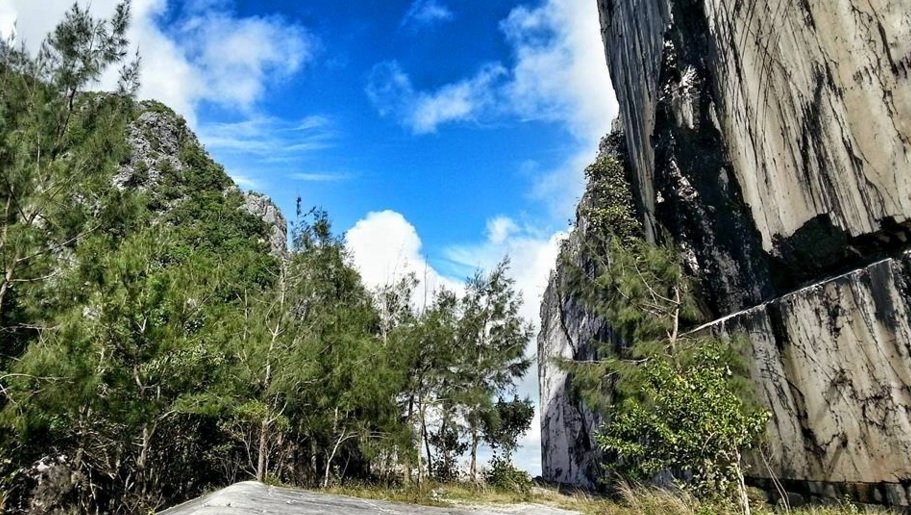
left=483, top=454, right=532, bottom=494
left=598, top=339, right=769, bottom=506
left=559, top=141, right=769, bottom=514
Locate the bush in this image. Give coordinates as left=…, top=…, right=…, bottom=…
left=598, top=339, right=768, bottom=508
left=483, top=455, right=532, bottom=494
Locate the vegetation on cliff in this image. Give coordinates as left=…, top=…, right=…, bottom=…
left=558, top=133, right=769, bottom=513
left=0, top=4, right=534, bottom=513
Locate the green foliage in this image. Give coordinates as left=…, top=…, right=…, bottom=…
left=598, top=339, right=769, bottom=499
left=580, top=152, right=640, bottom=244
left=482, top=396, right=535, bottom=455
left=560, top=144, right=769, bottom=511
left=561, top=235, right=701, bottom=415
left=0, top=4, right=540, bottom=512
left=483, top=455, right=533, bottom=494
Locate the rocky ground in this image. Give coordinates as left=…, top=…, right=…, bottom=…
left=159, top=482, right=580, bottom=515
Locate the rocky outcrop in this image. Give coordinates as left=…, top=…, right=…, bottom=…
left=242, top=192, right=288, bottom=256
left=598, top=0, right=911, bottom=313
left=115, top=101, right=287, bottom=256
left=538, top=239, right=604, bottom=488
left=540, top=0, right=911, bottom=505
left=114, top=106, right=193, bottom=191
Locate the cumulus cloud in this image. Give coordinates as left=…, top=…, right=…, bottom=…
left=500, top=0, right=615, bottom=141
left=4, top=0, right=314, bottom=127
left=345, top=211, right=463, bottom=308
left=346, top=210, right=565, bottom=342
left=174, top=10, right=313, bottom=112
left=401, top=0, right=453, bottom=29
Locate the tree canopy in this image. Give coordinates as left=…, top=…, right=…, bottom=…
left=0, top=5, right=537, bottom=513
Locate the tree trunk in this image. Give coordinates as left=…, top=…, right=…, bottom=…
left=0, top=264, right=14, bottom=320
left=469, top=426, right=478, bottom=481
left=256, top=420, right=269, bottom=482
left=406, top=395, right=414, bottom=483
left=735, top=452, right=751, bottom=515
left=310, top=439, right=318, bottom=482
left=323, top=431, right=347, bottom=488
left=420, top=401, right=432, bottom=478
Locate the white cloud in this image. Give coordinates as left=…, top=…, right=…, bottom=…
left=500, top=0, right=615, bottom=142
left=367, top=61, right=506, bottom=135
left=175, top=11, right=312, bottom=112
left=410, top=64, right=506, bottom=134
left=502, top=0, right=618, bottom=218
left=366, top=0, right=617, bottom=215
left=446, top=218, right=566, bottom=329
left=401, top=0, right=453, bottom=29
left=288, top=172, right=351, bottom=182
left=198, top=115, right=333, bottom=157
left=229, top=172, right=259, bottom=190
left=347, top=210, right=565, bottom=337
left=4, top=0, right=314, bottom=127
left=345, top=211, right=463, bottom=309
left=367, top=0, right=613, bottom=141
left=487, top=216, right=519, bottom=245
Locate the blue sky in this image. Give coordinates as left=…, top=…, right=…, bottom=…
left=1, top=0, right=617, bottom=475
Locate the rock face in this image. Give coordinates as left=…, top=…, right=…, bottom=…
left=599, top=0, right=911, bottom=314
left=540, top=0, right=911, bottom=505
left=114, top=108, right=191, bottom=191
left=242, top=192, right=288, bottom=257
left=538, top=236, right=604, bottom=488
left=115, top=101, right=288, bottom=256
left=700, top=251, right=911, bottom=505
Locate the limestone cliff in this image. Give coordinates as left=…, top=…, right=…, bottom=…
left=116, top=101, right=287, bottom=256
left=540, top=0, right=911, bottom=505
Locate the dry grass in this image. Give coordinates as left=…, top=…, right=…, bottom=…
left=324, top=481, right=899, bottom=515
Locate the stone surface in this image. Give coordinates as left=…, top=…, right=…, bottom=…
left=539, top=0, right=911, bottom=506
left=114, top=107, right=192, bottom=191
left=158, top=482, right=579, bottom=515
left=242, top=191, right=288, bottom=256
left=538, top=253, right=603, bottom=488
left=599, top=0, right=911, bottom=313
left=114, top=101, right=288, bottom=257
left=699, top=252, right=911, bottom=504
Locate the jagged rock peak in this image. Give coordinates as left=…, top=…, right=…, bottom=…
left=241, top=191, right=288, bottom=257
left=114, top=100, right=288, bottom=256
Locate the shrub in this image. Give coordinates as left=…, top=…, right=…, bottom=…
left=483, top=455, right=532, bottom=494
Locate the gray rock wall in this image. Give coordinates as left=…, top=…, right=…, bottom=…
left=600, top=0, right=911, bottom=254
left=701, top=252, right=911, bottom=505
left=538, top=239, right=603, bottom=487
left=539, top=0, right=911, bottom=505
left=242, top=192, right=288, bottom=257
